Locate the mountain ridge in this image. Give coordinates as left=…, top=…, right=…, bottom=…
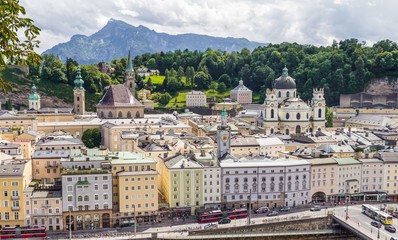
left=43, top=19, right=267, bottom=64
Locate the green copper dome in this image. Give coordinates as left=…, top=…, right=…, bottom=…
left=28, top=83, right=40, bottom=100
left=74, top=66, right=85, bottom=90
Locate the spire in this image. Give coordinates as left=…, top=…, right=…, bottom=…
left=126, top=50, right=134, bottom=73
left=28, top=83, right=40, bottom=100
left=74, top=66, right=84, bottom=90
left=31, top=83, right=37, bottom=94
left=282, top=66, right=288, bottom=78
left=221, top=105, right=227, bottom=127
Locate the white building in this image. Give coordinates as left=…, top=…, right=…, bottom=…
left=260, top=67, right=326, bottom=135
left=220, top=156, right=311, bottom=210
left=256, top=137, right=285, bottom=157
left=203, top=166, right=221, bottom=209
left=359, top=158, right=383, bottom=192
left=335, top=158, right=362, bottom=199
left=186, top=91, right=207, bottom=107
left=230, top=80, right=252, bottom=104
left=28, top=84, right=41, bottom=110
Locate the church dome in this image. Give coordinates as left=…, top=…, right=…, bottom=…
left=274, top=67, right=296, bottom=89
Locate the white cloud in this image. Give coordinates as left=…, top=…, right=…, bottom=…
left=19, top=0, right=398, bottom=53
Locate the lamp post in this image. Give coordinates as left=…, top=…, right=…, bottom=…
left=132, top=204, right=136, bottom=235
left=248, top=189, right=252, bottom=225
left=69, top=210, right=72, bottom=240
left=345, top=195, right=349, bottom=221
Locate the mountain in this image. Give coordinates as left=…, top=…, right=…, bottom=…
left=43, top=19, right=267, bottom=64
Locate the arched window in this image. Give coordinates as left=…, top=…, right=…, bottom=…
left=318, top=109, right=322, bottom=118
left=286, top=113, right=290, bottom=119
left=77, top=97, right=80, bottom=101
left=296, top=113, right=301, bottom=120
left=261, top=183, right=266, bottom=192
left=295, top=181, right=299, bottom=190
left=278, top=91, right=281, bottom=98
left=285, top=129, right=289, bottom=135
left=108, top=112, right=113, bottom=118
left=270, top=182, right=275, bottom=191
left=78, top=196, right=83, bottom=202
left=270, top=128, right=274, bottom=134
left=100, top=111, right=104, bottom=118
left=287, top=91, right=290, bottom=98
left=127, top=111, right=132, bottom=118
left=279, top=182, right=283, bottom=191
left=244, top=177, right=248, bottom=183
left=118, top=111, right=123, bottom=118
left=136, top=111, right=140, bottom=118
left=130, top=82, right=133, bottom=88
left=226, top=178, right=230, bottom=183
left=271, top=109, right=274, bottom=118
left=287, top=181, right=292, bottom=191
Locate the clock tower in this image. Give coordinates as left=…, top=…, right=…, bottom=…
left=73, top=66, right=85, bottom=115
left=217, top=107, right=231, bottom=160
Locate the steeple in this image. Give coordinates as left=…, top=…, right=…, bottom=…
left=126, top=50, right=134, bottom=73
left=221, top=105, right=227, bottom=128
left=282, top=66, right=288, bottom=78
left=28, top=83, right=40, bottom=110
left=74, top=66, right=84, bottom=90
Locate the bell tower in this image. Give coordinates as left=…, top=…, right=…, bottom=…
left=73, top=66, right=85, bottom=115
left=124, top=51, right=136, bottom=97
left=217, top=106, right=231, bottom=160
left=28, top=83, right=40, bottom=110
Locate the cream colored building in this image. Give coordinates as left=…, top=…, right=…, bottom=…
left=359, top=158, right=383, bottom=192
left=186, top=91, right=207, bottom=107
left=32, top=150, right=72, bottom=185
left=24, top=188, right=63, bottom=231
left=374, top=151, right=398, bottom=201
left=111, top=152, right=159, bottom=225
left=256, top=137, right=285, bottom=157
left=0, top=159, right=32, bottom=228
left=335, top=158, right=362, bottom=199
left=230, top=137, right=260, bottom=155
left=307, top=158, right=338, bottom=203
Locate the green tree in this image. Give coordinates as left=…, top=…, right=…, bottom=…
left=159, top=93, right=172, bottom=105
left=0, top=0, right=41, bottom=93
left=325, top=107, right=333, bottom=127
left=81, top=128, right=101, bottom=148
left=209, top=81, right=218, bottom=90
left=217, top=82, right=227, bottom=93
left=146, top=58, right=157, bottom=69
left=193, top=71, right=211, bottom=89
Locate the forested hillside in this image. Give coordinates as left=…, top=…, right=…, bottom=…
left=23, top=39, right=398, bottom=109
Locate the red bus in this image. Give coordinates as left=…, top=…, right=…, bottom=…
left=0, top=226, right=46, bottom=239
left=226, top=208, right=248, bottom=219
left=198, top=210, right=224, bottom=223
left=198, top=208, right=248, bottom=223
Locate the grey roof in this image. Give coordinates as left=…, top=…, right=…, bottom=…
left=274, top=68, right=296, bottom=89
left=231, top=80, right=252, bottom=92
left=163, top=154, right=203, bottom=169
left=231, top=137, right=259, bottom=147
left=375, top=151, right=398, bottom=163
left=33, top=150, right=71, bottom=158
left=0, top=160, right=26, bottom=176
left=31, top=190, right=62, bottom=198
left=97, top=84, right=143, bottom=107
left=35, top=137, right=84, bottom=146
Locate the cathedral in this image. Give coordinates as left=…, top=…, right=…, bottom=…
left=96, top=52, right=144, bottom=119
left=259, top=67, right=326, bottom=135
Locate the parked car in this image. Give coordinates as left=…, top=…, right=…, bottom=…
left=385, top=225, right=396, bottom=233
left=310, top=205, right=321, bottom=211
left=279, top=207, right=290, bottom=212
left=204, top=223, right=218, bottom=230
left=267, top=211, right=279, bottom=216
left=390, top=237, right=398, bottom=240
left=371, top=221, right=382, bottom=228
left=254, top=207, right=269, bottom=214
left=218, top=218, right=231, bottom=224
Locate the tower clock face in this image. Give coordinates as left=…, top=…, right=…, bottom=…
left=221, top=133, right=229, bottom=142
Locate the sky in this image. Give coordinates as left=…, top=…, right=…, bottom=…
left=19, top=0, right=398, bottom=54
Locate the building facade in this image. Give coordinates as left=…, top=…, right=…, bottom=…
left=307, top=158, right=339, bottom=203
left=260, top=67, right=326, bottom=135
left=220, top=156, right=311, bottom=210
left=230, top=80, right=252, bottom=104
left=186, top=91, right=207, bottom=107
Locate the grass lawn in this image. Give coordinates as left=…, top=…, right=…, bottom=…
left=162, top=89, right=232, bottom=108
left=144, top=75, right=165, bottom=85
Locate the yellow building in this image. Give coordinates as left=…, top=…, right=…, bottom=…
left=111, top=152, right=159, bottom=225
left=158, top=154, right=204, bottom=216
left=0, top=159, right=32, bottom=228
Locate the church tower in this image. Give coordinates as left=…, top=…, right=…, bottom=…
left=217, top=107, right=231, bottom=160
left=311, top=88, right=326, bottom=132
left=73, top=66, right=85, bottom=115
left=124, top=51, right=136, bottom=97
left=28, top=83, right=40, bottom=110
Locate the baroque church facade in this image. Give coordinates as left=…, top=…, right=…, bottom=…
left=259, top=67, right=326, bottom=135
left=96, top=52, right=144, bottom=119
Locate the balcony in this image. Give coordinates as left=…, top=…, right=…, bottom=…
left=11, top=206, right=20, bottom=211
left=11, top=195, right=20, bottom=200
left=45, top=163, right=58, bottom=168
left=42, top=203, right=51, bottom=208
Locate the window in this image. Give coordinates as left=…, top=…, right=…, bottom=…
left=68, top=196, right=73, bottom=202
left=103, top=184, right=108, bottom=190
left=67, top=186, right=72, bottom=192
